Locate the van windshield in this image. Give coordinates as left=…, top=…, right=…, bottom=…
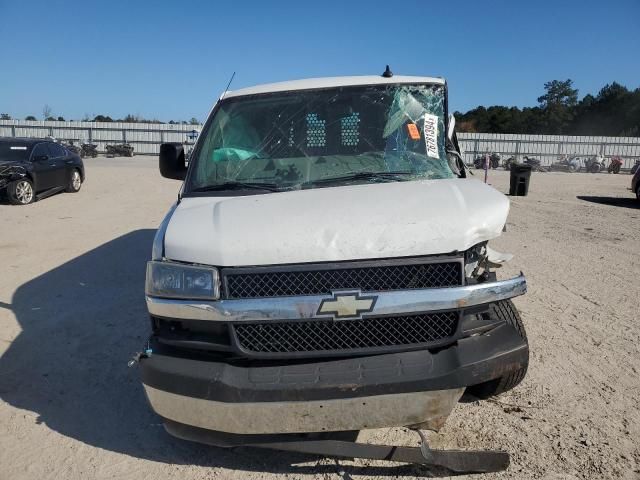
left=186, top=83, right=453, bottom=194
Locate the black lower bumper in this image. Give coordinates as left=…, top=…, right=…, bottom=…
left=140, top=322, right=528, bottom=403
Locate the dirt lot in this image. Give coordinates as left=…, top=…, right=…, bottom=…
left=1, top=158, right=639, bottom=480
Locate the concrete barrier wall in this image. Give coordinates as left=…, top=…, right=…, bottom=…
left=2, top=120, right=639, bottom=167
left=458, top=132, right=640, bottom=169
left=0, top=120, right=202, bottom=155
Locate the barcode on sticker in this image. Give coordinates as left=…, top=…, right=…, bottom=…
left=423, top=114, right=439, bottom=158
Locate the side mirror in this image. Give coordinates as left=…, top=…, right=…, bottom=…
left=33, top=155, right=49, bottom=162
left=159, top=143, right=187, bottom=180
left=447, top=113, right=456, bottom=142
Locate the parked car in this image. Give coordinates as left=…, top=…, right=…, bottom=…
left=138, top=74, right=528, bottom=470
left=0, top=137, right=85, bottom=205
left=632, top=165, right=640, bottom=201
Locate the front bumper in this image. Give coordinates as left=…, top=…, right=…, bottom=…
left=141, top=274, right=527, bottom=434
left=141, top=320, right=528, bottom=434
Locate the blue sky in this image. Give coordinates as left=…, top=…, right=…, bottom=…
left=1, top=0, right=639, bottom=122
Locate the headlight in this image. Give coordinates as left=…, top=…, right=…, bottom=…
left=146, top=261, right=220, bottom=300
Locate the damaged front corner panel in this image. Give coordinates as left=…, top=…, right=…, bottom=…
left=0, top=165, right=28, bottom=189
left=486, top=246, right=513, bottom=268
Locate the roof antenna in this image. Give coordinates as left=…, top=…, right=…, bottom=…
left=220, top=71, right=236, bottom=100
left=382, top=65, right=393, bottom=78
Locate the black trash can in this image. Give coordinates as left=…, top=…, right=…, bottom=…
left=509, top=164, right=532, bottom=196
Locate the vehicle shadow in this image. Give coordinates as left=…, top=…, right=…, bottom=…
left=0, top=229, right=454, bottom=477
left=576, top=195, right=639, bottom=209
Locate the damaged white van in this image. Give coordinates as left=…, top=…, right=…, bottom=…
left=140, top=72, right=528, bottom=471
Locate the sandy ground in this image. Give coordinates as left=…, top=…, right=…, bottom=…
left=0, top=158, right=639, bottom=480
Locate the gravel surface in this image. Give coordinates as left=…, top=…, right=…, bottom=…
left=1, top=158, right=639, bottom=479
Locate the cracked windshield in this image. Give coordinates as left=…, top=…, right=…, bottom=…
left=187, top=84, right=453, bottom=193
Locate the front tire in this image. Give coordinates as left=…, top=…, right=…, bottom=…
left=66, top=169, right=82, bottom=193
left=8, top=179, right=35, bottom=205
left=465, top=300, right=529, bottom=399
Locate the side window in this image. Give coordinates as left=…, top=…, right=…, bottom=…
left=47, top=143, right=66, bottom=158
left=31, top=143, right=49, bottom=160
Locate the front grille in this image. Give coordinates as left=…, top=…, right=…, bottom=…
left=224, top=260, right=462, bottom=299
left=233, top=311, right=458, bottom=356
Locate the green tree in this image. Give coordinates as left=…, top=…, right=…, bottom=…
left=93, top=115, right=114, bottom=122
left=25, top=115, right=37, bottom=121
left=1, top=113, right=11, bottom=120
left=536, top=79, right=578, bottom=134
left=189, top=117, right=200, bottom=125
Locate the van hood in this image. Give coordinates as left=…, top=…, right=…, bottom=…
left=163, top=179, right=510, bottom=266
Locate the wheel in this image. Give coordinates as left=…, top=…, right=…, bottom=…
left=66, top=169, right=82, bottom=193
left=568, top=164, right=577, bottom=172
left=614, top=164, right=621, bottom=174
left=464, top=300, right=529, bottom=399
left=7, top=179, right=35, bottom=205
left=636, top=185, right=640, bottom=201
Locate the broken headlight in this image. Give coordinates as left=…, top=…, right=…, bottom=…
left=146, top=261, right=220, bottom=300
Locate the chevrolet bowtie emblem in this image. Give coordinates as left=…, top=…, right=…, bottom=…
left=317, top=291, right=377, bottom=319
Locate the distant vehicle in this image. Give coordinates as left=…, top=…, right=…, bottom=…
left=106, top=143, right=134, bottom=157
left=523, top=156, right=548, bottom=172
left=550, top=155, right=583, bottom=173
left=62, top=141, right=81, bottom=155
left=503, top=156, right=516, bottom=170
left=473, top=153, right=500, bottom=169
left=585, top=155, right=606, bottom=173
left=632, top=166, right=640, bottom=202
left=0, top=137, right=85, bottom=205
left=81, top=143, right=98, bottom=158
left=607, top=156, right=623, bottom=174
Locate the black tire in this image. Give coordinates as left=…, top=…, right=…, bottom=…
left=465, top=300, right=529, bottom=399
left=7, top=178, right=35, bottom=205
left=65, top=169, right=82, bottom=193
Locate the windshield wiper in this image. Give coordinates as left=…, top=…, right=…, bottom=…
left=191, top=181, right=282, bottom=193
left=302, top=171, right=413, bottom=187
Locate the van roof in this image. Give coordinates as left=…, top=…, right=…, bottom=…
left=224, top=75, right=445, bottom=99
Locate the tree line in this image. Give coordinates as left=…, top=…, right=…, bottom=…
left=455, top=80, right=640, bottom=137
left=0, top=105, right=200, bottom=125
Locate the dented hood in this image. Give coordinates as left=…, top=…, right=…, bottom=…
left=163, top=178, right=510, bottom=266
